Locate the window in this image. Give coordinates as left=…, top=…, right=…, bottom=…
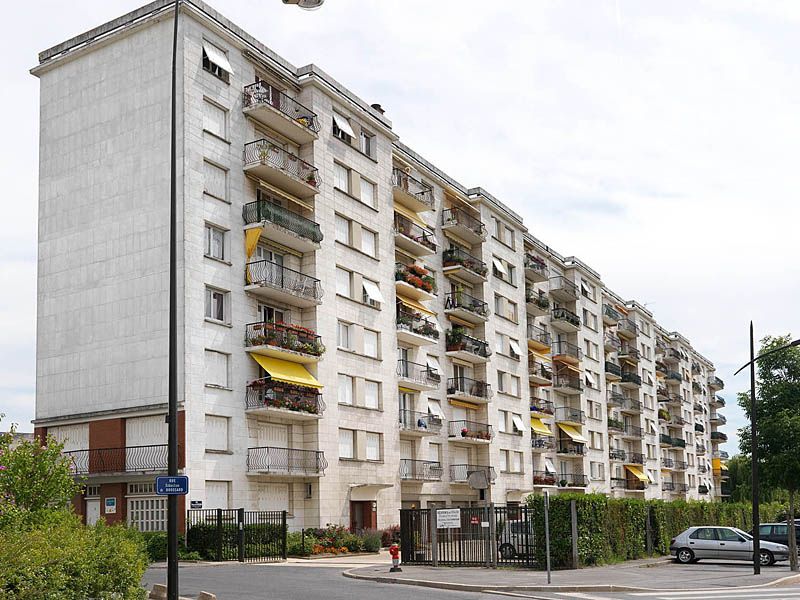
left=497, top=371, right=506, bottom=393
left=492, top=257, right=515, bottom=284
left=590, top=462, right=605, bottom=480
left=205, top=224, right=226, bottom=260
left=203, top=99, right=227, bottom=139
left=202, top=41, right=232, bottom=83
left=334, top=162, right=350, bottom=192
left=332, top=111, right=355, bottom=143
left=364, top=380, right=380, bottom=409
left=339, top=429, right=355, bottom=459
left=359, top=178, right=376, bottom=208
left=511, top=413, right=525, bottom=434
left=361, top=228, right=377, bottom=257
left=508, top=374, right=520, bottom=396
left=495, top=333, right=504, bottom=355
left=362, top=278, right=384, bottom=308
left=587, top=400, right=601, bottom=420
left=205, top=350, right=229, bottom=388
left=582, top=309, right=598, bottom=331
left=359, top=130, right=375, bottom=157
left=338, top=374, right=354, bottom=405
left=128, top=496, right=167, bottom=532
left=506, top=299, right=518, bottom=323
left=504, top=225, right=515, bottom=249
left=204, top=287, right=227, bottom=322
left=364, top=329, right=379, bottom=358
left=428, top=399, right=444, bottom=419
left=590, top=431, right=604, bottom=450
left=429, top=442, right=441, bottom=463
left=585, top=371, right=597, bottom=389
left=204, top=481, right=229, bottom=509
left=511, top=451, right=523, bottom=473
left=335, top=214, right=351, bottom=244
left=509, top=338, right=522, bottom=360
left=498, top=410, right=507, bottom=433
left=205, top=415, right=229, bottom=451
left=337, top=321, right=352, bottom=349
left=336, top=267, right=352, bottom=297
left=203, top=161, right=227, bottom=201
left=366, top=432, right=381, bottom=461
left=500, top=449, right=509, bottom=472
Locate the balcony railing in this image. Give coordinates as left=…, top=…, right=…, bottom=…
left=713, top=396, right=726, bottom=407
left=243, top=140, right=320, bottom=189
left=708, top=376, right=724, bottom=390
left=549, top=276, right=578, bottom=300
left=529, top=360, right=553, bottom=382
left=605, top=361, right=622, bottom=377
left=710, top=432, right=728, bottom=442
left=532, top=470, right=558, bottom=485
left=617, top=318, right=639, bottom=336
left=674, top=460, right=688, bottom=470
left=524, top=254, right=548, bottom=279
left=394, top=213, right=437, bottom=252
left=242, top=82, right=320, bottom=133
left=557, top=473, right=588, bottom=488
left=553, top=375, right=583, bottom=393
left=628, top=452, right=645, bottom=464
left=555, top=406, right=585, bottom=424
left=698, top=464, right=708, bottom=473
left=397, top=360, right=441, bottom=387
left=662, top=457, right=675, bottom=468
left=621, top=371, right=642, bottom=386
left=526, top=287, right=550, bottom=310
left=395, top=263, right=437, bottom=295
left=450, top=464, right=496, bottom=483
left=671, top=437, right=687, bottom=448
left=527, top=324, right=552, bottom=347
left=714, top=450, right=730, bottom=459
left=557, top=441, right=586, bottom=456
left=444, top=291, right=489, bottom=318
left=64, top=445, right=168, bottom=475
left=441, top=207, right=486, bottom=238
left=655, top=361, right=668, bottom=374
left=609, top=448, right=627, bottom=461
left=530, top=399, right=555, bottom=415
left=675, top=483, right=689, bottom=493
left=660, top=434, right=673, bottom=446
left=552, top=340, right=583, bottom=361
left=607, top=417, right=625, bottom=432
left=696, top=444, right=707, bottom=454
left=665, top=370, right=682, bottom=382
left=446, top=330, right=491, bottom=359
left=392, top=168, right=434, bottom=210
left=622, top=397, right=643, bottom=413
left=618, top=346, right=640, bottom=361
left=246, top=447, right=327, bottom=475
left=400, top=459, right=443, bottom=481
left=532, top=435, right=556, bottom=451
left=698, top=484, right=709, bottom=495
left=245, top=260, right=323, bottom=301
left=442, top=246, right=488, bottom=278
left=624, top=424, right=644, bottom=438
left=242, top=199, right=323, bottom=244
left=245, top=321, right=324, bottom=356
left=604, top=334, right=622, bottom=352
left=603, top=303, right=623, bottom=323
left=662, top=481, right=676, bottom=492
left=612, top=478, right=646, bottom=491
left=448, top=420, right=492, bottom=441
left=399, top=410, right=443, bottom=434
left=694, top=423, right=705, bottom=433
left=447, top=377, right=492, bottom=400
left=245, top=379, right=325, bottom=415
left=607, top=391, right=626, bottom=407
left=671, top=415, right=687, bottom=426
left=396, top=310, right=439, bottom=342
left=551, top=307, right=581, bottom=329
left=710, top=413, right=727, bottom=424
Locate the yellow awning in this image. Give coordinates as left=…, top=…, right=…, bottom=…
left=397, top=295, right=436, bottom=317
left=399, top=387, right=418, bottom=394
left=625, top=465, right=648, bottom=482
left=245, top=227, right=262, bottom=260
left=250, top=354, right=322, bottom=389
left=556, top=363, right=581, bottom=374
left=394, top=204, right=427, bottom=228
left=530, top=350, right=551, bottom=362
left=720, top=463, right=729, bottom=472
left=530, top=417, right=552, bottom=436
left=447, top=315, right=475, bottom=328
left=712, top=458, right=721, bottom=470
left=557, top=423, right=587, bottom=443
left=449, top=399, right=479, bottom=410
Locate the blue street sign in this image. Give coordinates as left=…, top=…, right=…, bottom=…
left=156, top=475, right=189, bottom=496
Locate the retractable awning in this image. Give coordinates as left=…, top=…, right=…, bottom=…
left=625, top=465, right=648, bottom=482
left=557, top=423, right=588, bottom=443
left=530, top=417, right=552, bottom=436
left=202, top=41, right=233, bottom=75
left=394, top=204, right=428, bottom=228
left=362, top=280, right=385, bottom=304
left=449, top=399, right=479, bottom=410
left=397, top=295, right=436, bottom=316
left=511, top=414, right=526, bottom=433
left=509, top=339, right=523, bottom=357
left=544, top=458, right=557, bottom=474
left=250, top=354, right=322, bottom=389
left=492, top=257, right=507, bottom=275
left=332, top=111, right=356, bottom=138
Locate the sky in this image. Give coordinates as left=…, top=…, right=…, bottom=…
left=2, top=0, right=799, bottom=457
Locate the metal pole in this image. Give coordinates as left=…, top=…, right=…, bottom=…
left=167, top=1, right=181, bottom=599
left=750, top=322, right=760, bottom=575
left=544, top=491, right=551, bottom=585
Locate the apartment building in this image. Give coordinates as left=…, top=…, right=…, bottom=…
left=31, top=0, right=727, bottom=533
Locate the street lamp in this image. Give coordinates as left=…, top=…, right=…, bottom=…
left=732, top=323, right=800, bottom=576
left=282, top=0, right=325, bottom=9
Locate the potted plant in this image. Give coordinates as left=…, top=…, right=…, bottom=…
left=446, top=328, right=465, bottom=351
left=461, top=427, right=469, bottom=438
left=559, top=479, right=568, bottom=488
left=306, top=172, right=317, bottom=187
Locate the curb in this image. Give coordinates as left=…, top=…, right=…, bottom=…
left=342, top=568, right=800, bottom=593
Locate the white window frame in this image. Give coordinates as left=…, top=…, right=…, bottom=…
left=339, top=428, right=355, bottom=459
left=338, top=374, right=354, bottom=405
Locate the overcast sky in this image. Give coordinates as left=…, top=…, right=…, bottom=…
left=2, top=1, right=799, bottom=456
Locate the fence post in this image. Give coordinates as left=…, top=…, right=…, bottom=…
left=570, top=499, right=579, bottom=569
left=484, top=505, right=491, bottom=568
left=489, top=503, right=498, bottom=569
left=645, top=506, right=654, bottom=555
left=281, top=511, right=288, bottom=559
left=216, top=509, right=223, bottom=562
left=237, top=508, right=245, bottom=563
left=430, top=507, right=439, bottom=567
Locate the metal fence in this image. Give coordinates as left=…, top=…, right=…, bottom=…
left=186, top=509, right=287, bottom=562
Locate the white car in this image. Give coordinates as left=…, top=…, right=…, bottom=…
left=670, top=526, right=789, bottom=566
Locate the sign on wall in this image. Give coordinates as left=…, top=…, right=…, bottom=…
left=156, top=475, right=189, bottom=496
left=104, top=497, right=117, bottom=514
left=436, top=508, right=461, bottom=529
left=190, top=500, right=203, bottom=509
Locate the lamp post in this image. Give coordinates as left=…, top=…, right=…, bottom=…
left=732, top=324, right=800, bottom=576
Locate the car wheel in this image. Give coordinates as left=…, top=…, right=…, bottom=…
left=676, top=548, right=695, bottom=564
left=499, top=543, right=516, bottom=559
left=760, top=550, right=775, bottom=567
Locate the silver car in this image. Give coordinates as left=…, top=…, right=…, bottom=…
left=670, top=526, right=789, bottom=566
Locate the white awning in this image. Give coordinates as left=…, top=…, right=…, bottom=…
left=580, top=281, right=590, bottom=296
left=544, top=458, right=557, bottom=474
left=646, top=373, right=654, bottom=385
left=649, top=421, right=659, bottom=435
left=492, top=257, right=507, bottom=275
left=426, top=355, right=441, bottom=373
left=333, top=111, right=356, bottom=138
left=511, top=414, right=525, bottom=433
left=585, top=371, right=597, bottom=386
left=428, top=399, right=444, bottom=418
left=509, top=339, right=523, bottom=357
left=202, top=41, right=233, bottom=75
left=362, top=280, right=385, bottom=304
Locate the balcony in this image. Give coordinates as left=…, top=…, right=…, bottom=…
left=524, top=254, right=549, bottom=282
left=662, top=481, right=676, bottom=492
left=527, top=324, right=552, bottom=352
left=557, top=441, right=586, bottom=456
left=656, top=339, right=668, bottom=355
left=604, top=361, right=622, bottom=382
left=396, top=311, right=439, bottom=346
left=400, top=459, right=443, bottom=481
left=399, top=410, right=443, bottom=436
left=394, top=213, right=437, bottom=257
left=617, top=318, right=638, bottom=340
left=696, top=444, right=707, bottom=455
left=675, top=483, right=689, bottom=494
left=694, top=401, right=704, bottom=413
left=609, top=448, right=627, bottom=461
left=710, top=432, right=728, bottom=443
left=245, top=379, right=324, bottom=419
left=551, top=307, right=581, bottom=333
left=444, top=291, right=490, bottom=324
left=556, top=473, right=588, bottom=488
left=245, top=321, right=324, bottom=363
left=694, top=423, right=705, bottom=433
left=692, top=382, right=704, bottom=395
left=446, top=377, right=492, bottom=404
left=602, top=303, right=623, bottom=326
left=714, top=450, right=730, bottom=459
left=628, top=452, right=645, bottom=465
left=552, top=340, right=582, bottom=364
left=671, top=437, right=687, bottom=449
left=395, top=263, right=437, bottom=302
left=698, top=463, right=708, bottom=473
left=64, top=445, right=168, bottom=475
left=710, top=412, right=726, bottom=425
left=611, top=478, right=646, bottom=492
left=662, top=457, right=675, bottom=469
left=708, top=376, right=724, bottom=391
left=529, top=360, right=553, bottom=386
left=671, top=415, right=687, bottom=426
left=442, top=247, right=488, bottom=284
left=620, top=371, right=642, bottom=388
left=618, top=346, right=640, bottom=363
left=243, top=199, right=322, bottom=253
left=674, top=460, right=688, bottom=471
left=530, top=399, right=555, bottom=418
left=525, top=286, right=551, bottom=317
left=607, top=417, right=625, bottom=434
left=532, top=470, right=558, bottom=486
left=549, top=276, right=578, bottom=303
left=665, top=370, right=682, bottom=384
left=392, top=168, right=435, bottom=213
left=623, top=424, right=644, bottom=440
left=450, top=464, right=496, bottom=484
left=245, top=260, right=323, bottom=307
left=659, top=434, right=673, bottom=447
left=396, top=359, right=441, bottom=391
left=663, top=348, right=682, bottom=365
left=553, top=375, right=583, bottom=395
left=604, top=334, right=622, bottom=353
left=446, top=329, right=491, bottom=364
left=242, top=82, right=319, bottom=144
left=658, top=409, right=670, bottom=422
left=711, top=395, right=726, bottom=408
left=698, top=484, right=709, bottom=495
left=607, top=391, right=625, bottom=408
left=441, top=207, right=486, bottom=245
left=246, top=447, right=327, bottom=477
left=555, top=406, right=586, bottom=426
left=655, top=361, right=667, bottom=376
left=531, top=436, right=556, bottom=452
left=243, top=140, right=320, bottom=198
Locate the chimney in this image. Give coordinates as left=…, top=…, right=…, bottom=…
left=370, top=103, right=385, bottom=115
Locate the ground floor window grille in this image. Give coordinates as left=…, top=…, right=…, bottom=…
left=128, top=497, right=167, bottom=532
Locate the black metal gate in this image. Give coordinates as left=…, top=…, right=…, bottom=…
left=186, top=508, right=287, bottom=562
left=400, top=506, right=536, bottom=568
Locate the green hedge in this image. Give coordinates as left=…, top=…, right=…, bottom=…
left=526, top=494, right=787, bottom=568
left=185, top=522, right=284, bottom=560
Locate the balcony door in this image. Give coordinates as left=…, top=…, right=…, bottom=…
left=258, top=303, right=286, bottom=325
left=126, top=415, right=167, bottom=471
left=400, top=440, right=413, bottom=461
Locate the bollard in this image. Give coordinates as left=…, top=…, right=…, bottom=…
left=389, top=542, right=402, bottom=572
left=149, top=583, right=167, bottom=599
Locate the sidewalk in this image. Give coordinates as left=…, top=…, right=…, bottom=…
left=344, top=558, right=800, bottom=593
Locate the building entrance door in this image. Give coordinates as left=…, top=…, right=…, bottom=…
left=349, top=500, right=377, bottom=533
left=86, top=498, right=101, bottom=525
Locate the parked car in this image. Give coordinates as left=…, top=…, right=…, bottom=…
left=498, top=519, right=533, bottom=559
left=670, top=526, right=789, bottom=566
left=755, top=523, right=800, bottom=548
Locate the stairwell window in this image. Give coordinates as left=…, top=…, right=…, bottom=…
left=204, top=224, right=226, bottom=261
left=359, top=130, right=375, bottom=158
left=332, top=111, right=355, bottom=144
left=204, top=287, right=228, bottom=323
left=202, top=40, right=232, bottom=83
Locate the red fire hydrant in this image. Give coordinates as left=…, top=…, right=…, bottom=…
left=389, top=543, right=402, bottom=572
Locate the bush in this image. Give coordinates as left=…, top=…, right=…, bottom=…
left=342, top=533, right=363, bottom=553
left=381, top=524, right=400, bottom=547
left=142, top=532, right=201, bottom=562
left=286, top=531, right=318, bottom=556
left=361, top=529, right=382, bottom=552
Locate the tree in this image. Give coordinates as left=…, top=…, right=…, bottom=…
left=738, top=334, right=800, bottom=571
left=725, top=454, right=787, bottom=504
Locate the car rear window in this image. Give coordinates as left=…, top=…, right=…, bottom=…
left=689, top=528, right=716, bottom=540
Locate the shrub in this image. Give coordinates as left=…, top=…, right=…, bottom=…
left=381, top=524, right=400, bottom=547
left=286, top=531, right=317, bottom=556
left=142, top=531, right=201, bottom=562
left=342, top=532, right=363, bottom=553
left=361, top=529, right=382, bottom=552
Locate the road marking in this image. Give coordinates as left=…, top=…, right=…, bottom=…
left=555, top=594, right=613, bottom=600
left=634, top=588, right=800, bottom=597
left=655, top=591, right=800, bottom=600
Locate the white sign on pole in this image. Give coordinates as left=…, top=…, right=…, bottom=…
left=436, top=508, right=461, bottom=529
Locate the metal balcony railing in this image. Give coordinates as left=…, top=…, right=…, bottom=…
left=396, top=360, right=441, bottom=387
left=710, top=432, right=728, bottom=442
left=442, top=246, right=488, bottom=277
left=698, top=484, right=709, bottom=494
left=607, top=391, right=625, bottom=407
left=660, top=434, right=673, bottom=445
left=399, top=410, right=443, bottom=434
left=675, top=483, right=689, bottom=493
left=662, top=481, right=676, bottom=491
left=628, top=452, right=645, bottom=464
left=555, top=406, right=586, bottom=424
left=394, top=213, right=437, bottom=253
left=624, top=424, right=644, bottom=438
left=64, top=445, right=168, bottom=475
left=551, top=340, right=583, bottom=361
left=666, top=370, right=682, bottom=382
left=609, top=448, right=627, bottom=461
left=450, top=464, right=496, bottom=483
left=527, top=324, right=551, bottom=347
left=245, top=260, right=323, bottom=301
left=392, top=168, right=434, bottom=210
left=618, top=346, right=640, bottom=361
left=713, top=396, right=726, bottom=407
left=441, top=207, right=485, bottom=238
left=395, top=263, right=437, bottom=295
left=605, top=361, right=622, bottom=377
left=655, top=361, right=668, bottom=374
left=696, top=444, right=707, bottom=455
left=245, top=379, right=325, bottom=415
left=698, top=464, right=708, bottom=473
left=242, top=82, right=320, bottom=133
left=447, top=377, right=492, bottom=400
left=444, top=291, right=489, bottom=318
left=243, top=140, right=320, bottom=189
left=399, top=459, right=443, bottom=481
left=524, top=254, right=548, bottom=278
left=671, top=437, right=687, bottom=448
left=549, top=276, right=578, bottom=299
left=526, top=287, right=550, bottom=310
left=607, top=417, right=625, bottom=432
left=532, top=470, right=558, bottom=485
left=448, top=420, right=493, bottom=441
left=604, top=334, right=622, bottom=352
left=530, top=399, right=555, bottom=415
left=694, top=423, right=705, bottom=433
left=551, top=307, right=581, bottom=328
left=242, top=199, right=323, bottom=243
left=708, top=376, right=724, bottom=389
left=710, top=413, right=727, bottom=424
left=532, top=435, right=556, bottom=451
left=662, top=458, right=675, bottom=468
left=621, top=371, right=642, bottom=386
left=553, top=375, right=583, bottom=393
left=617, top=318, right=638, bottom=336
left=558, top=473, right=588, bottom=487
left=446, top=331, right=491, bottom=358
left=529, top=360, right=553, bottom=382
left=246, top=447, right=327, bottom=475
left=674, top=460, right=688, bottom=470
left=396, top=310, right=439, bottom=341
left=245, top=321, right=324, bottom=356
left=612, top=478, right=646, bottom=491
left=557, top=442, right=586, bottom=456
left=603, top=303, right=622, bottom=323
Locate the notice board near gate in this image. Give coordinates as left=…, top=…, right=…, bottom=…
left=436, top=508, right=461, bottom=528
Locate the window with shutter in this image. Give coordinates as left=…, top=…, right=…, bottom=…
left=366, top=432, right=380, bottom=461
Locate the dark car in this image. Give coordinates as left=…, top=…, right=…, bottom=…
left=757, top=523, right=800, bottom=548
